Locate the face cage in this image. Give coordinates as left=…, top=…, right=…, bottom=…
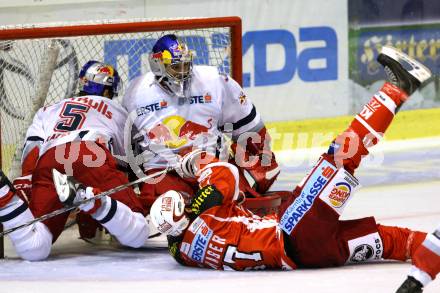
left=155, top=61, right=192, bottom=98
left=79, top=77, right=122, bottom=97
left=165, top=60, right=192, bottom=81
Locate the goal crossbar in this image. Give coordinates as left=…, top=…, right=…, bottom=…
left=0, top=17, right=242, bottom=84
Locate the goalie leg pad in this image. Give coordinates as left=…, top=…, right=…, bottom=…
left=0, top=195, right=52, bottom=261
left=92, top=197, right=149, bottom=248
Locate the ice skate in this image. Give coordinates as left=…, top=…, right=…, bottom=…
left=52, top=169, right=86, bottom=206
left=377, top=46, right=432, bottom=96
left=396, top=276, right=424, bottom=293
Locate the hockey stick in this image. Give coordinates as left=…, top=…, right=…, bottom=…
left=0, top=168, right=169, bottom=237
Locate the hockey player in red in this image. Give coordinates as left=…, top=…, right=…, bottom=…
left=122, top=34, right=280, bottom=212
left=396, top=224, right=440, bottom=292
left=0, top=61, right=149, bottom=261
left=148, top=46, right=434, bottom=274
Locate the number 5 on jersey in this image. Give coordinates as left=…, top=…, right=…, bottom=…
left=55, top=102, right=90, bottom=132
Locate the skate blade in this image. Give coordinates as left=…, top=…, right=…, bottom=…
left=381, top=46, right=432, bottom=84
left=52, top=169, right=71, bottom=203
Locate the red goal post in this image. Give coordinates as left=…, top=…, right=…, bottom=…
left=0, top=16, right=242, bottom=258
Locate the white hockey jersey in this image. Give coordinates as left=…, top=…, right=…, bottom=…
left=23, top=95, right=128, bottom=160
left=122, top=66, right=263, bottom=168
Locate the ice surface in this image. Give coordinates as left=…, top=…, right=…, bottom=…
left=1, top=138, right=440, bottom=293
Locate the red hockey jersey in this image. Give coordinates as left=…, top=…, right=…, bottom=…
left=171, top=160, right=296, bottom=270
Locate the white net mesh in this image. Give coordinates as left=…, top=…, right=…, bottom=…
left=0, top=20, right=235, bottom=176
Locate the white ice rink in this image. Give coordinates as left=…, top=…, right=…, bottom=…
left=1, top=138, right=440, bottom=293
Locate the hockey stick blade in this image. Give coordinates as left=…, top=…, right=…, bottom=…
left=0, top=168, right=169, bottom=237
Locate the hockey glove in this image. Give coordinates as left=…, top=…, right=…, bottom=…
left=232, top=127, right=280, bottom=193
left=175, top=148, right=206, bottom=178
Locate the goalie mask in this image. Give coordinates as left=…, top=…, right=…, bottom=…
left=148, top=34, right=193, bottom=98
left=78, top=60, right=121, bottom=99
left=150, top=190, right=190, bottom=237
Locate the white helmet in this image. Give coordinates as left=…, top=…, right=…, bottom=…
left=150, top=190, right=190, bottom=237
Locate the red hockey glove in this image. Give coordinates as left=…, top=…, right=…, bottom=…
left=231, top=127, right=280, bottom=193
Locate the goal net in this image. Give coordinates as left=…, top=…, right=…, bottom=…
left=0, top=16, right=242, bottom=179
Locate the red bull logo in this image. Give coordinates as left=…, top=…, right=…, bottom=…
left=238, top=92, right=246, bottom=105
left=329, top=182, right=351, bottom=207
left=97, top=65, right=114, bottom=76
left=148, top=115, right=213, bottom=148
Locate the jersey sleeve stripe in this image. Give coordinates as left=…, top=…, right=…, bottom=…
left=78, top=130, right=89, bottom=139
left=0, top=201, right=28, bottom=222
left=98, top=198, right=118, bottom=224
left=219, top=104, right=257, bottom=131
left=231, top=119, right=264, bottom=141
left=25, top=136, right=44, bottom=142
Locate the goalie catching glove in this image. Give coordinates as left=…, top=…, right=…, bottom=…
left=231, top=127, right=280, bottom=194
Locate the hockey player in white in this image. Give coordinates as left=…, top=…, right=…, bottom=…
left=122, top=34, right=280, bottom=211
left=0, top=61, right=149, bottom=261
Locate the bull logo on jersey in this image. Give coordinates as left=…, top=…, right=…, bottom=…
left=148, top=115, right=213, bottom=148
left=238, top=91, right=247, bottom=105
left=328, top=182, right=351, bottom=207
